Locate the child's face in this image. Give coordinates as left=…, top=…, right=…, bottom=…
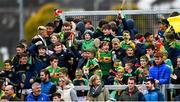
left=83, top=68, right=89, bottom=75
left=126, top=48, right=134, bottom=56
left=116, top=71, right=124, bottom=77
left=102, top=44, right=109, bottom=52
left=38, top=48, right=46, bottom=56
left=4, top=63, right=12, bottom=71
left=50, top=59, right=58, bottom=67
left=20, top=56, right=28, bottom=64
left=86, top=52, right=94, bottom=59
left=154, top=57, right=163, bottom=65
left=103, top=29, right=111, bottom=35
left=147, top=35, right=153, bottom=41
left=63, top=26, right=71, bottom=32
left=140, top=58, right=148, bottom=67
left=53, top=96, right=61, bottom=102
left=54, top=45, right=62, bottom=53
left=84, top=33, right=91, bottom=40
left=112, top=43, right=119, bottom=50
left=16, top=47, right=23, bottom=55
left=123, top=33, right=130, bottom=39
left=177, top=58, right=180, bottom=68
left=125, top=64, right=131, bottom=71
left=146, top=48, right=153, bottom=55
left=51, top=35, right=59, bottom=44
left=46, top=26, right=54, bottom=35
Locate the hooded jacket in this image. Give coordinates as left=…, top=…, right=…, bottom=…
left=126, top=19, right=138, bottom=40
left=149, top=62, right=171, bottom=85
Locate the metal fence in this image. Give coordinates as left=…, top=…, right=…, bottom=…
left=74, top=84, right=180, bottom=101
left=61, top=9, right=180, bottom=34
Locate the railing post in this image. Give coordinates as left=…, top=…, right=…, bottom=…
left=161, top=84, right=168, bottom=101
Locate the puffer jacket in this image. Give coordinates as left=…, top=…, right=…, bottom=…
left=149, top=62, right=171, bottom=85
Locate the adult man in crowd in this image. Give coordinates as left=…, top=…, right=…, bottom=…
left=26, top=82, right=50, bottom=101
left=4, top=85, right=19, bottom=101
left=144, top=78, right=164, bottom=101
left=40, top=69, right=56, bottom=99
left=120, top=77, right=145, bottom=101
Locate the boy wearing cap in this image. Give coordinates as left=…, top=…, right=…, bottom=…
left=84, top=48, right=99, bottom=77
left=81, top=30, right=96, bottom=51
left=149, top=52, right=171, bottom=85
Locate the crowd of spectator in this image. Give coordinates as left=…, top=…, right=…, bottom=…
left=0, top=10, right=180, bottom=101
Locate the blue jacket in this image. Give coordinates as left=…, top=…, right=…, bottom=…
left=26, top=92, right=50, bottom=101
left=149, top=63, right=171, bottom=85
left=144, top=88, right=164, bottom=101
left=41, top=81, right=55, bottom=95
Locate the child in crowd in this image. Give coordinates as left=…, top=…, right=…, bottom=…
left=84, top=48, right=99, bottom=77
left=111, top=38, right=126, bottom=61
left=120, top=30, right=136, bottom=50
left=97, top=42, right=113, bottom=85
left=73, top=69, right=88, bottom=101
left=101, top=24, right=114, bottom=42
left=110, top=67, right=125, bottom=101
left=135, top=55, right=150, bottom=84
left=122, top=61, right=136, bottom=84
left=122, top=46, right=138, bottom=67
left=145, top=45, right=155, bottom=65
left=81, top=30, right=96, bottom=51
left=0, top=60, right=18, bottom=87
left=46, top=55, right=64, bottom=85
left=48, top=33, right=60, bottom=51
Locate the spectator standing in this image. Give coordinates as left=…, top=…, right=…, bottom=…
left=120, top=77, right=145, bottom=101
left=87, top=75, right=110, bottom=101
left=149, top=52, right=171, bottom=85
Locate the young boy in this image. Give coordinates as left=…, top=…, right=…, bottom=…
left=32, top=45, right=50, bottom=76
left=101, top=24, right=114, bottom=42
left=111, top=38, right=126, bottom=61
left=84, top=48, right=99, bottom=77
left=135, top=56, right=150, bottom=84
left=97, top=42, right=113, bottom=85
left=15, top=53, right=34, bottom=100
left=12, top=44, right=26, bottom=68
left=73, top=69, right=88, bottom=101
left=122, top=46, right=138, bottom=67
left=122, top=61, right=136, bottom=84
left=81, top=30, right=96, bottom=51
left=0, top=60, right=17, bottom=87
left=120, top=30, right=136, bottom=50
left=46, top=55, right=64, bottom=85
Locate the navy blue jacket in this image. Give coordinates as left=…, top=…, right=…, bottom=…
left=149, top=63, right=171, bottom=85
left=26, top=92, right=50, bottom=101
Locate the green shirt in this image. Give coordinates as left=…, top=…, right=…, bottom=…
left=46, top=66, right=62, bottom=85
left=98, top=51, right=113, bottom=75
left=85, top=58, right=99, bottom=76
left=81, top=39, right=95, bottom=51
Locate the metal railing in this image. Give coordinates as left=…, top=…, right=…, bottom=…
left=61, top=9, right=180, bottom=34
left=74, top=84, right=180, bottom=101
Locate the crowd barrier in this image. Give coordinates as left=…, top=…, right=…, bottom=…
left=74, top=84, right=180, bottom=101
